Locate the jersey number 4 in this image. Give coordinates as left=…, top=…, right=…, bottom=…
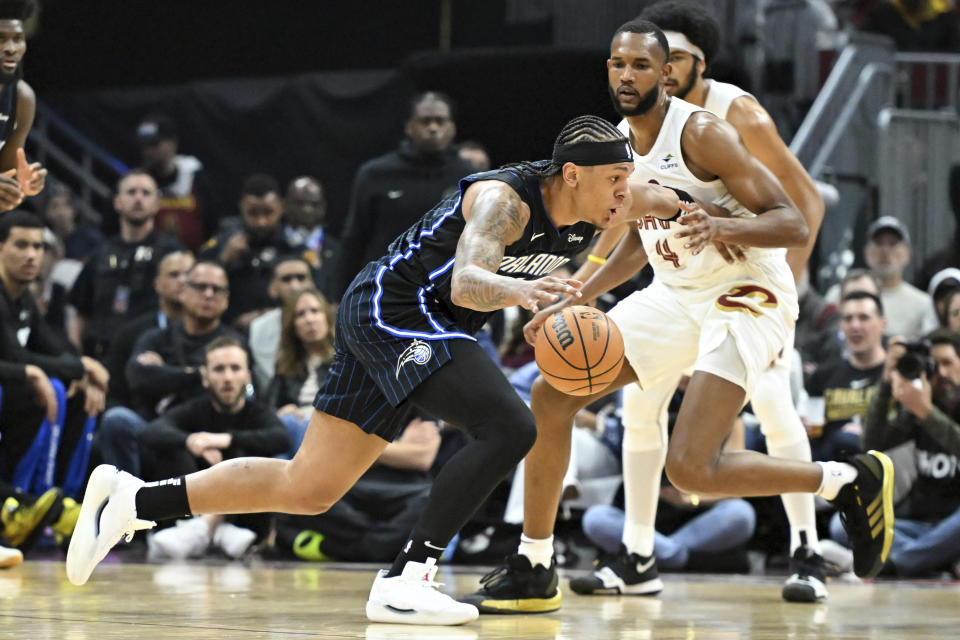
left=655, top=239, right=681, bottom=268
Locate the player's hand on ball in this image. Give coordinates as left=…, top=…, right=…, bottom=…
left=518, top=276, right=581, bottom=313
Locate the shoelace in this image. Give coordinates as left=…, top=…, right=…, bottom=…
left=479, top=564, right=510, bottom=587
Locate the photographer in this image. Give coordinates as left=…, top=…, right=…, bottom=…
left=829, top=329, right=960, bottom=577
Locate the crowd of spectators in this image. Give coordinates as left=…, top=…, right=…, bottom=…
left=1, top=80, right=959, bottom=582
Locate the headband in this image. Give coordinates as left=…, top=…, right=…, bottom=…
left=664, top=30, right=705, bottom=61
left=552, top=139, right=633, bottom=166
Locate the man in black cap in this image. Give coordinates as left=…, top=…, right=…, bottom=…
left=136, top=114, right=220, bottom=251
left=863, top=216, right=938, bottom=340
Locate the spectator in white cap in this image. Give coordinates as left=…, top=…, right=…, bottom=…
left=928, top=267, right=960, bottom=328
left=864, top=216, right=938, bottom=340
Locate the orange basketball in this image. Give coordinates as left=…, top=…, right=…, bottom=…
left=535, top=305, right=625, bottom=396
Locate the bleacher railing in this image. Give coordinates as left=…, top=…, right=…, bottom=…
left=895, top=52, right=960, bottom=111
left=27, top=102, right=128, bottom=226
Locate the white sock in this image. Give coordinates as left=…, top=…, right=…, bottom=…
left=767, top=438, right=820, bottom=554
left=815, top=461, right=858, bottom=501
left=518, top=534, right=554, bottom=569
left=620, top=430, right=667, bottom=558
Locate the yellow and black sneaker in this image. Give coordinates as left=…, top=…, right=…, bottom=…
left=460, top=554, right=561, bottom=614
left=830, top=450, right=895, bottom=579
left=1, top=488, right=63, bottom=548
left=52, top=497, right=81, bottom=546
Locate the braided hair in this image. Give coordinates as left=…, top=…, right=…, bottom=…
left=501, top=115, right=627, bottom=179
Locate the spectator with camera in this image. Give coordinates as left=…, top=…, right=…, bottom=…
left=829, top=328, right=960, bottom=577
left=800, top=291, right=887, bottom=460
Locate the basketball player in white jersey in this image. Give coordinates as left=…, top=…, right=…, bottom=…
left=462, top=20, right=892, bottom=615
left=576, top=1, right=830, bottom=603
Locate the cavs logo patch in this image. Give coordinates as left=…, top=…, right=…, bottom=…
left=396, top=339, right=433, bottom=379
left=715, top=285, right=778, bottom=318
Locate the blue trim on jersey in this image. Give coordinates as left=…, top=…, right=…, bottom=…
left=418, top=288, right=446, bottom=333
left=371, top=194, right=476, bottom=342
left=428, top=256, right=456, bottom=281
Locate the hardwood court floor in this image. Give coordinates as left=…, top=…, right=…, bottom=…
left=2, top=559, right=959, bottom=639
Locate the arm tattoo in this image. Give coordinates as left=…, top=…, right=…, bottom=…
left=452, top=185, right=529, bottom=311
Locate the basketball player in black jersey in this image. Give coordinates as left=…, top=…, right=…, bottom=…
left=66, top=115, right=705, bottom=626
left=0, top=1, right=46, bottom=212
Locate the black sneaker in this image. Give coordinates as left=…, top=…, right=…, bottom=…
left=460, top=554, right=561, bottom=614
left=829, top=450, right=895, bottom=579
left=782, top=544, right=828, bottom=602
left=568, top=545, right=663, bottom=596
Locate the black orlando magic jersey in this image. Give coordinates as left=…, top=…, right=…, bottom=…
left=0, top=80, right=17, bottom=147
left=365, top=163, right=596, bottom=338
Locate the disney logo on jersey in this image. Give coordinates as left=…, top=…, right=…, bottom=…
left=567, top=234, right=584, bottom=244
left=659, top=153, right=679, bottom=171
left=396, top=339, right=433, bottom=379
left=498, top=253, right=571, bottom=278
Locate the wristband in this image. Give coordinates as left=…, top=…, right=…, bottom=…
left=587, top=254, right=607, bottom=265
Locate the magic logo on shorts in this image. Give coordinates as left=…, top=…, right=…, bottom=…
left=396, top=339, right=433, bottom=379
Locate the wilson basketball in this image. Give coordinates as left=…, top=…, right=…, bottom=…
left=535, top=305, right=624, bottom=396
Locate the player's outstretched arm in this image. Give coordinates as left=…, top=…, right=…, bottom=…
left=570, top=221, right=628, bottom=284
left=523, top=227, right=647, bottom=345
left=680, top=112, right=808, bottom=250
left=452, top=181, right=581, bottom=313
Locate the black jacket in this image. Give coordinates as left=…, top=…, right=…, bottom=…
left=126, top=321, right=244, bottom=419
left=0, top=278, right=83, bottom=384
left=336, top=140, right=475, bottom=295
left=140, top=395, right=289, bottom=456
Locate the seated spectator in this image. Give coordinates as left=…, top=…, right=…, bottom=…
left=274, top=417, right=441, bottom=563
left=0, top=212, right=108, bottom=486
left=248, top=257, right=315, bottom=391
left=796, top=267, right=841, bottom=374
left=136, top=114, right=222, bottom=251
left=30, top=228, right=71, bottom=342
left=927, top=267, right=960, bottom=327
left=800, top=291, right=887, bottom=461
left=830, top=329, right=960, bottom=577
left=67, top=170, right=183, bottom=357
left=39, top=181, right=103, bottom=261
left=944, top=289, right=960, bottom=333
left=266, top=289, right=335, bottom=459
left=96, top=261, right=242, bottom=476
left=103, top=250, right=195, bottom=407
left=864, top=217, right=938, bottom=340
left=579, top=416, right=755, bottom=574
left=200, top=174, right=316, bottom=331
left=141, top=337, right=288, bottom=560
left=283, top=176, right=339, bottom=297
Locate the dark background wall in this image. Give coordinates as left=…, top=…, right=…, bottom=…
left=29, top=2, right=623, bottom=233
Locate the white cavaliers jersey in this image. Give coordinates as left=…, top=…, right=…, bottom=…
left=617, top=98, right=789, bottom=290
left=702, top=80, right=753, bottom=120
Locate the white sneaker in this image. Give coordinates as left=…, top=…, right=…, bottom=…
left=0, top=544, right=23, bottom=569
left=213, top=522, right=256, bottom=559
left=66, top=464, right=157, bottom=585
left=366, top=560, right=479, bottom=626
left=151, top=517, right=211, bottom=560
